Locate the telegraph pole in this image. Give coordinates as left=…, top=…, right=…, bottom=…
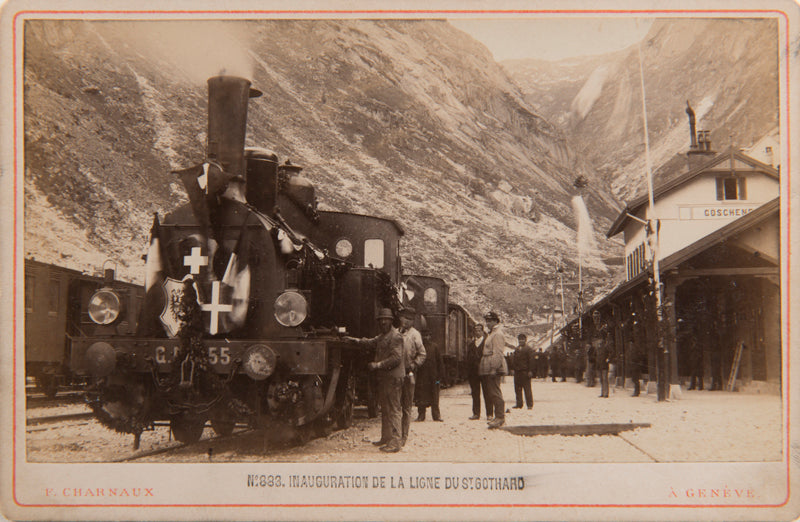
left=637, top=42, right=667, bottom=401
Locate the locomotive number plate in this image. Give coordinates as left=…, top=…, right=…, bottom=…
left=207, top=346, right=231, bottom=365
left=155, top=345, right=179, bottom=364
left=154, top=345, right=232, bottom=366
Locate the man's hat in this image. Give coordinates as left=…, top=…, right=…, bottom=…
left=518, top=333, right=527, bottom=340
left=484, top=311, right=500, bottom=322
left=400, top=306, right=416, bottom=317
left=377, top=308, right=394, bottom=320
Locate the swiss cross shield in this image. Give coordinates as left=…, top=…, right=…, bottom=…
left=160, top=277, right=235, bottom=336
left=197, top=280, right=234, bottom=335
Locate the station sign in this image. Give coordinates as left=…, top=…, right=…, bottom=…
left=678, top=204, right=760, bottom=220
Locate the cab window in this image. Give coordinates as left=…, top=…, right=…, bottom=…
left=364, top=239, right=384, bottom=269
left=424, top=288, right=438, bottom=307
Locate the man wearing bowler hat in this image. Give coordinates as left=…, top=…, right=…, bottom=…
left=398, top=306, right=426, bottom=445
left=511, top=333, right=535, bottom=409
left=346, top=308, right=405, bottom=452
left=466, top=323, right=488, bottom=420
left=479, top=311, right=508, bottom=429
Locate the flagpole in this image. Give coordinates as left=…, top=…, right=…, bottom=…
left=637, top=42, right=667, bottom=402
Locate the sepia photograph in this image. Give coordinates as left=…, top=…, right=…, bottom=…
left=1, top=1, right=798, bottom=520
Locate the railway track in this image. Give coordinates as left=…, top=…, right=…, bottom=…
left=26, top=390, right=86, bottom=409
left=26, top=412, right=95, bottom=426
left=113, top=426, right=255, bottom=462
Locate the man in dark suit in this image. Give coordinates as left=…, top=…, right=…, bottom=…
left=347, top=308, right=405, bottom=452
left=415, top=327, right=445, bottom=422
left=466, top=323, right=486, bottom=420
left=593, top=311, right=611, bottom=398
left=511, top=334, right=534, bottom=409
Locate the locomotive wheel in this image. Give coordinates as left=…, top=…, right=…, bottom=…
left=211, top=419, right=235, bottom=437
left=313, top=415, right=334, bottom=438
left=294, top=424, right=313, bottom=445
left=88, top=381, right=151, bottom=435
left=171, top=416, right=206, bottom=444
left=336, top=373, right=356, bottom=429
left=39, top=374, right=59, bottom=399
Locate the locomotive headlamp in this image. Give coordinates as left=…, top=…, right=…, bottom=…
left=243, top=344, right=277, bottom=380
left=334, top=238, right=353, bottom=259
left=274, top=291, right=308, bottom=327
left=88, top=289, right=122, bottom=325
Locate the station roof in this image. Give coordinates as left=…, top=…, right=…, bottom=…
left=566, top=197, right=780, bottom=331
left=606, top=148, right=779, bottom=238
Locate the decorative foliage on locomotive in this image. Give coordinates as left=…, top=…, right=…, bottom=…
left=70, top=76, right=404, bottom=444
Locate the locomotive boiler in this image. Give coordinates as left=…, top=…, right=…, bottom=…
left=69, top=76, right=404, bottom=444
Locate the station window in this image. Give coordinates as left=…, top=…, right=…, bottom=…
left=626, top=242, right=647, bottom=280
left=638, top=243, right=647, bottom=271
left=364, top=239, right=384, bottom=269
left=716, top=176, right=747, bottom=201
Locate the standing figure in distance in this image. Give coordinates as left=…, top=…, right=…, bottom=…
left=557, top=343, right=569, bottom=382
left=479, top=311, right=508, bottom=429
left=346, top=308, right=405, bottom=452
left=466, top=323, right=487, bottom=420
left=511, top=334, right=534, bottom=409
left=585, top=339, right=597, bottom=387
left=594, top=311, right=611, bottom=398
left=548, top=346, right=560, bottom=383
left=415, top=326, right=445, bottom=422
left=532, top=348, right=542, bottom=380
left=688, top=327, right=705, bottom=391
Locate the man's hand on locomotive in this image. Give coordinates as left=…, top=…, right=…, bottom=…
left=367, top=361, right=379, bottom=371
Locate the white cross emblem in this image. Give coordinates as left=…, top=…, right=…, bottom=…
left=201, top=280, right=233, bottom=335
left=184, top=247, right=208, bottom=275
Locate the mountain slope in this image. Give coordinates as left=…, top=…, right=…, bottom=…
left=23, top=19, right=620, bottom=325
left=504, top=18, right=780, bottom=203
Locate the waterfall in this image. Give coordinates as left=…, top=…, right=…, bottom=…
left=571, top=195, right=598, bottom=263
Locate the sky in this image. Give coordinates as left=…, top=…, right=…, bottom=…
left=449, top=18, right=654, bottom=61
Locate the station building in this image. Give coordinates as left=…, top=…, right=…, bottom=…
left=562, top=122, right=781, bottom=396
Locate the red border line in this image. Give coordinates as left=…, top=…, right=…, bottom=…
left=11, top=7, right=793, bottom=510
left=12, top=7, right=19, bottom=513
left=9, top=9, right=791, bottom=15
left=9, top=501, right=795, bottom=508
left=782, top=0, right=792, bottom=506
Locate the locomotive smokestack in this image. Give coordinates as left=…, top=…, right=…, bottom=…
left=206, top=76, right=262, bottom=185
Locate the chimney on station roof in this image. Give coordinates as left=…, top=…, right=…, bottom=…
left=685, top=101, right=716, bottom=170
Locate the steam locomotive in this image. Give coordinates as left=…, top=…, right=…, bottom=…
left=24, top=258, right=144, bottom=397
left=69, top=76, right=406, bottom=444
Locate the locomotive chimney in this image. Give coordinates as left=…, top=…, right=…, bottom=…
left=206, top=76, right=262, bottom=190
left=686, top=101, right=697, bottom=150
